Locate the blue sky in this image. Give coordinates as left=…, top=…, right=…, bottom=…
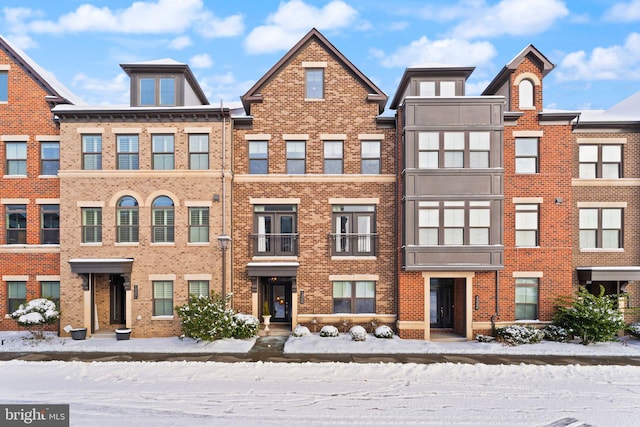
left=2, top=0, right=640, bottom=111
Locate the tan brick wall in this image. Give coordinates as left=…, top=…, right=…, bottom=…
left=59, top=120, right=231, bottom=337
left=0, top=44, right=61, bottom=330
left=232, top=38, right=397, bottom=327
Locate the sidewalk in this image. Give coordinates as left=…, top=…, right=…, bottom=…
left=3, top=335, right=640, bottom=365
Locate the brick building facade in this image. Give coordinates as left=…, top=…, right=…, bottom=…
left=2, top=29, right=639, bottom=339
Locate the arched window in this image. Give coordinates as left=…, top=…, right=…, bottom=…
left=152, top=196, right=174, bottom=243
left=117, top=196, right=139, bottom=243
left=519, top=79, right=534, bottom=109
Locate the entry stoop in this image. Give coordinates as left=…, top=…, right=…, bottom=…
left=258, top=324, right=291, bottom=337
left=430, top=329, right=467, bottom=342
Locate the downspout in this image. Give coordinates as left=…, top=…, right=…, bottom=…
left=221, top=100, right=228, bottom=300
left=491, top=270, right=499, bottom=336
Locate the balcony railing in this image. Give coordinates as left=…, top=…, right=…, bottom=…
left=251, top=233, right=299, bottom=256
left=329, top=233, right=378, bottom=256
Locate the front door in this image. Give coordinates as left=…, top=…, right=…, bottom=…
left=430, top=279, right=453, bottom=328
left=110, top=274, right=126, bottom=324
left=263, top=278, right=292, bottom=323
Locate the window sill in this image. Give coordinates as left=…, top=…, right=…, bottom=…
left=580, top=248, right=624, bottom=253
left=331, top=256, right=377, bottom=261
left=187, top=242, right=210, bottom=246
left=3, top=175, right=27, bottom=179
left=304, top=98, right=325, bottom=102
left=37, top=175, right=59, bottom=179
left=80, top=242, right=103, bottom=247
left=515, top=246, right=540, bottom=249
left=115, top=242, right=139, bottom=247
left=151, top=315, right=174, bottom=321
left=252, top=256, right=299, bottom=261
left=150, top=242, right=175, bottom=246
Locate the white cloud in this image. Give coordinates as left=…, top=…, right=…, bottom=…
left=555, top=33, right=640, bottom=81
left=447, top=0, right=569, bottom=39
left=197, top=13, right=244, bottom=38
left=72, top=72, right=129, bottom=105
left=245, top=0, right=358, bottom=54
left=168, top=36, right=191, bottom=50
left=189, top=53, right=213, bottom=69
left=25, top=0, right=243, bottom=37
left=197, top=72, right=254, bottom=104
left=605, top=0, right=640, bottom=22
left=5, top=33, right=38, bottom=50
left=377, top=36, right=497, bottom=69
left=465, top=79, right=492, bottom=95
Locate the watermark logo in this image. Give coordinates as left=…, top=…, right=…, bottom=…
left=1, top=405, right=68, bottom=426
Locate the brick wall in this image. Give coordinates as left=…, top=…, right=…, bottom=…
left=0, top=45, right=61, bottom=330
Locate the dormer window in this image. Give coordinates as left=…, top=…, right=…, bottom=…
left=138, top=76, right=176, bottom=106
left=518, top=79, right=534, bottom=109
left=418, top=80, right=457, bottom=96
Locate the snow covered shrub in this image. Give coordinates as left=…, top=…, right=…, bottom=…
left=542, top=324, right=569, bottom=342
left=293, top=324, right=311, bottom=337
left=9, top=298, right=60, bottom=339
left=349, top=325, right=367, bottom=341
left=475, top=334, right=495, bottom=343
left=374, top=325, right=394, bottom=339
left=319, top=325, right=339, bottom=337
left=233, top=313, right=260, bottom=339
left=495, top=325, right=544, bottom=345
left=626, top=322, right=640, bottom=339
left=553, top=286, right=624, bottom=345
left=175, top=293, right=258, bottom=341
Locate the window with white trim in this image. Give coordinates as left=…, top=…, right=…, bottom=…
left=82, top=207, right=102, bottom=243
left=7, top=281, right=26, bottom=313
left=189, top=134, right=209, bottom=170
left=332, top=205, right=376, bottom=256
left=117, top=135, right=139, bottom=170
left=515, top=204, right=539, bottom=247
left=305, top=69, right=323, bottom=99
left=579, top=208, right=622, bottom=249
left=6, top=142, right=26, bottom=175
left=152, top=196, right=174, bottom=243
left=515, top=278, right=538, bottom=320
left=188, top=207, right=209, bottom=243
left=188, top=280, right=209, bottom=297
left=286, top=141, right=305, bottom=174
left=82, top=135, right=102, bottom=170
left=152, top=135, right=174, bottom=170
left=515, top=138, right=538, bottom=173
left=153, top=281, right=173, bottom=316
left=418, top=201, right=491, bottom=246
left=579, top=145, right=621, bottom=179
left=333, top=281, right=375, bottom=313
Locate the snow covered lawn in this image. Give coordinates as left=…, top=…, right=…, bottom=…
left=2, top=332, right=640, bottom=426
left=0, top=360, right=639, bottom=426
left=3, top=330, right=640, bottom=357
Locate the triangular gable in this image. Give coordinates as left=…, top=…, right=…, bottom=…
left=0, top=35, right=82, bottom=105
left=482, top=44, right=554, bottom=95
left=241, top=28, right=387, bottom=115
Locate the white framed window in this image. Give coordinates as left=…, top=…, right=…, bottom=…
left=286, top=141, right=305, bottom=174
left=189, top=207, right=209, bottom=243
left=152, top=135, right=174, bottom=170
left=153, top=281, right=173, bottom=316
left=518, top=79, right=534, bottom=109
left=579, top=208, right=622, bottom=249
left=324, top=141, right=343, bottom=174
left=579, top=145, right=621, bottom=179
left=117, top=135, right=139, bottom=170
left=305, top=69, right=324, bottom=99
left=249, top=141, right=268, bottom=174
left=515, top=278, right=538, bottom=320
left=515, top=204, right=539, bottom=247
left=515, top=138, right=538, bottom=174
left=189, top=134, right=209, bottom=170
left=6, top=142, right=26, bottom=175
left=333, top=281, right=375, bottom=313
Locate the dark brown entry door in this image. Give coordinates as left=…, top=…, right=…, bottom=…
left=110, top=274, right=126, bottom=324
left=264, top=279, right=292, bottom=323
left=430, top=279, right=453, bottom=328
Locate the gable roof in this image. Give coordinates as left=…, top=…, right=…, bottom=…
left=0, top=35, right=83, bottom=105
left=241, top=28, right=387, bottom=115
left=482, top=44, right=554, bottom=95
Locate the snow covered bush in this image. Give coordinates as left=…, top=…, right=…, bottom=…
left=542, top=324, right=569, bottom=342
left=374, top=325, right=394, bottom=339
left=495, top=325, right=544, bottom=345
left=293, top=324, right=311, bottom=337
left=233, top=313, right=260, bottom=339
left=9, top=298, right=60, bottom=339
left=475, top=334, right=495, bottom=343
left=553, top=285, right=624, bottom=345
left=626, top=322, right=640, bottom=339
left=319, top=325, right=339, bottom=337
left=349, top=325, right=367, bottom=341
left=175, top=293, right=258, bottom=341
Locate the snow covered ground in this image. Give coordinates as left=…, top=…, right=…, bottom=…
left=1, top=332, right=640, bottom=426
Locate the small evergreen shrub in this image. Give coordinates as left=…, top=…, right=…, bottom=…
left=626, top=322, right=640, bottom=339
left=475, top=334, right=495, bottom=343
left=495, top=325, right=544, bottom=345
left=349, top=325, right=367, bottom=341
left=553, top=286, right=625, bottom=345
left=175, top=293, right=258, bottom=341
left=9, top=298, right=60, bottom=340
left=293, top=324, right=311, bottom=337
left=319, top=325, right=339, bottom=337
left=542, top=324, right=569, bottom=342
left=374, top=325, right=394, bottom=339
left=233, top=313, right=260, bottom=339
